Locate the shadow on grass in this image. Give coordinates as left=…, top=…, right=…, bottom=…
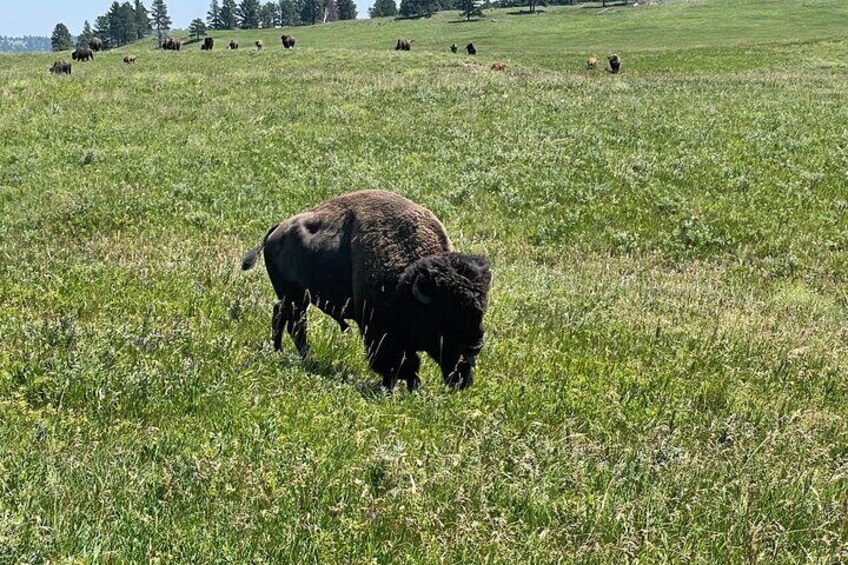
left=506, top=9, right=546, bottom=15
left=448, top=19, right=484, bottom=24
left=301, top=355, right=390, bottom=399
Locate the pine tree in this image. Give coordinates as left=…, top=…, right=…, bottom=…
left=51, top=23, right=74, bottom=51
left=300, top=0, right=319, bottom=24
left=368, top=0, right=397, bottom=17
left=278, top=0, right=299, bottom=25
left=336, top=0, right=356, bottom=19
left=259, top=2, right=277, bottom=27
left=94, top=15, right=111, bottom=45
left=189, top=18, right=208, bottom=39
left=323, top=0, right=339, bottom=22
left=238, top=0, right=261, bottom=28
left=77, top=21, right=94, bottom=46
left=458, top=0, right=482, bottom=19
left=207, top=0, right=224, bottom=28
left=220, top=0, right=239, bottom=28
left=134, top=0, right=151, bottom=39
left=151, top=0, right=172, bottom=45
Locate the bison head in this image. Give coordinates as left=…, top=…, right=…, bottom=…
left=399, top=252, right=492, bottom=388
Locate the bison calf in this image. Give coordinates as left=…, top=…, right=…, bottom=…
left=50, top=60, right=72, bottom=74
left=491, top=61, right=506, bottom=71
left=242, top=190, right=492, bottom=392
left=255, top=40, right=263, bottom=51
left=587, top=56, right=598, bottom=70
left=123, top=55, right=136, bottom=64
left=450, top=43, right=457, bottom=53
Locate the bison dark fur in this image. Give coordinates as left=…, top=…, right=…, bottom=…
left=50, top=60, right=72, bottom=74
left=229, top=40, right=239, bottom=49
left=72, top=47, right=94, bottom=61
left=242, top=190, right=492, bottom=392
left=450, top=43, right=457, bottom=53
left=608, top=53, right=621, bottom=73
left=201, top=37, right=214, bottom=50
left=89, top=37, right=103, bottom=51
left=395, top=38, right=411, bottom=51
left=466, top=42, right=476, bottom=55
left=281, top=34, right=296, bottom=48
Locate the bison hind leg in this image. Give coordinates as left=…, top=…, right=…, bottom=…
left=272, top=298, right=310, bottom=357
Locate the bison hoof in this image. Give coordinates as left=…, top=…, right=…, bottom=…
left=444, top=370, right=473, bottom=390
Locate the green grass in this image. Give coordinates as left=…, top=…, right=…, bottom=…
left=2, top=0, right=848, bottom=561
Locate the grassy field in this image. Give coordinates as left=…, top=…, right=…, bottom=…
left=3, top=0, right=848, bottom=560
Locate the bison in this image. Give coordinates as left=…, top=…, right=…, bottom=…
left=255, top=40, right=263, bottom=51
left=229, top=40, right=239, bottom=49
left=123, top=54, right=137, bottom=64
left=587, top=56, right=598, bottom=70
left=395, top=38, right=411, bottom=51
left=89, top=37, right=103, bottom=51
left=491, top=62, right=506, bottom=71
left=241, top=190, right=492, bottom=392
left=71, top=47, right=94, bottom=61
left=201, top=37, right=214, bottom=50
left=281, top=34, right=296, bottom=48
left=450, top=43, right=457, bottom=54
left=162, top=37, right=182, bottom=50
left=608, top=53, right=621, bottom=74
left=466, top=42, right=476, bottom=55
left=49, top=60, right=72, bottom=74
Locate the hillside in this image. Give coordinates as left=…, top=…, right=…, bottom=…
left=2, top=0, right=848, bottom=561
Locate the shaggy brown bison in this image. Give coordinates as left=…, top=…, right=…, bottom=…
left=229, top=40, right=239, bottom=49
left=89, top=37, right=103, bottom=51
left=608, top=53, right=621, bottom=73
left=281, top=34, right=296, bottom=48
left=241, top=190, right=492, bottom=392
left=255, top=40, right=263, bottom=51
left=162, top=37, right=182, bottom=50
left=450, top=43, right=457, bottom=53
left=466, top=42, right=476, bottom=55
left=587, top=56, right=598, bottom=70
left=491, top=61, right=506, bottom=71
left=49, top=60, right=72, bottom=74
left=71, top=47, right=94, bottom=61
left=123, top=55, right=137, bottom=64
left=395, top=38, right=411, bottom=51
left=201, top=37, right=214, bottom=50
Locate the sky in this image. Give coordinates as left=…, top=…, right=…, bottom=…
left=0, top=0, right=372, bottom=37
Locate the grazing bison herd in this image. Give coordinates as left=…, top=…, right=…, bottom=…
left=51, top=32, right=624, bottom=76
left=242, top=190, right=492, bottom=392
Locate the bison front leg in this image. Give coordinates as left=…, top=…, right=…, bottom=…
left=365, top=333, right=419, bottom=392
left=272, top=302, right=284, bottom=351
left=439, top=351, right=475, bottom=390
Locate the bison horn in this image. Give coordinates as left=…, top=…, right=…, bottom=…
left=412, top=277, right=431, bottom=305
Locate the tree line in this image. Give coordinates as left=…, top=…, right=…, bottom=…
left=204, top=0, right=357, bottom=30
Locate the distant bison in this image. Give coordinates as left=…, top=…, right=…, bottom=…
left=395, top=38, right=411, bottom=51
left=450, top=43, right=457, bottom=53
left=71, top=47, right=94, bottom=61
left=491, top=61, right=506, bottom=71
left=608, top=53, right=621, bottom=73
left=587, top=56, right=598, bottom=70
left=229, top=40, right=239, bottom=49
left=162, top=37, right=182, bottom=50
left=89, top=37, right=103, bottom=51
left=49, top=60, right=72, bottom=74
left=201, top=37, right=214, bottom=50
left=466, top=42, right=476, bottom=55
left=281, top=34, right=296, bottom=48
left=255, top=39, right=263, bottom=51
left=241, top=190, right=492, bottom=391
left=123, top=54, right=137, bottom=64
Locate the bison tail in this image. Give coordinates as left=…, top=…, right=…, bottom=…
left=241, top=223, right=279, bottom=270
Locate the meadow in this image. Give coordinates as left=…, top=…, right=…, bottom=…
left=2, top=0, right=848, bottom=560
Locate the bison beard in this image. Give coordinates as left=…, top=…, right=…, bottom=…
left=241, top=190, right=492, bottom=392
